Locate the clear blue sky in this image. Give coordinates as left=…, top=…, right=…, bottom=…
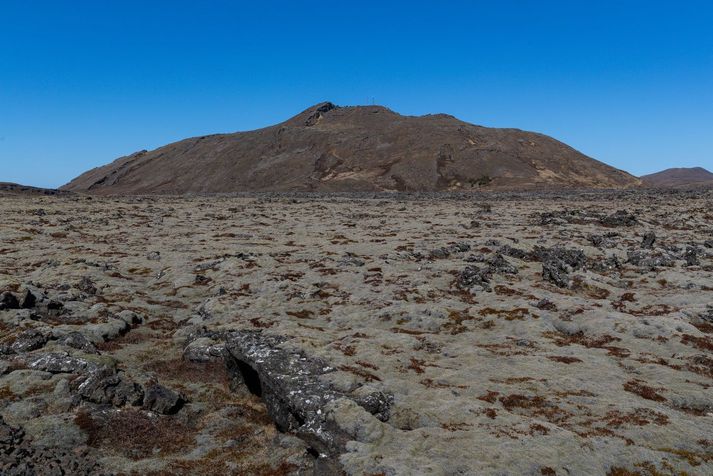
left=1, top=1, right=712, bottom=188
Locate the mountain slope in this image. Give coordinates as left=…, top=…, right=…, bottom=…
left=62, top=102, right=640, bottom=194
left=0, top=182, right=70, bottom=196
left=640, top=167, right=713, bottom=188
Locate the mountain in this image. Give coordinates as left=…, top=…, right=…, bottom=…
left=62, top=102, right=640, bottom=194
left=0, top=182, right=70, bottom=196
left=640, top=167, right=713, bottom=188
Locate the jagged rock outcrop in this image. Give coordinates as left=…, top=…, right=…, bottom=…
left=223, top=330, right=393, bottom=471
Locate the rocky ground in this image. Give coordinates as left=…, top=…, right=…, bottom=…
left=1, top=190, right=713, bottom=475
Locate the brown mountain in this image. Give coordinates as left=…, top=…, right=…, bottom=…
left=0, top=182, right=70, bottom=196
left=62, top=102, right=640, bottom=194
left=640, top=167, right=713, bottom=188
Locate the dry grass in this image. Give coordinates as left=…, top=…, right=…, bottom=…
left=75, top=408, right=195, bottom=459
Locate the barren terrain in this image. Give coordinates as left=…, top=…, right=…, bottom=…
left=2, top=190, right=713, bottom=475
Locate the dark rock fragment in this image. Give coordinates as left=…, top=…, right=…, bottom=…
left=27, top=352, right=100, bottom=374
left=627, top=250, right=676, bottom=269
left=457, top=265, right=491, bottom=292
left=535, top=298, right=557, bottom=311
left=0, top=292, right=19, bottom=310
left=532, top=245, right=586, bottom=270
left=588, top=254, right=622, bottom=273
left=641, top=231, right=656, bottom=249
left=587, top=232, right=619, bottom=249
left=683, top=246, right=700, bottom=266
left=354, top=391, right=394, bottom=422
left=58, top=332, right=98, bottom=354
left=77, top=276, right=97, bottom=295
left=498, top=245, right=528, bottom=260
left=20, top=289, right=37, bottom=309
left=194, top=274, right=212, bottom=285
left=143, top=383, right=185, bottom=414
left=0, top=415, right=102, bottom=475
left=486, top=253, right=518, bottom=275
left=542, top=259, right=569, bottom=288
left=10, top=329, right=48, bottom=353
left=600, top=209, right=638, bottom=227
left=76, top=369, right=145, bottom=407
left=429, top=242, right=470, bottom=260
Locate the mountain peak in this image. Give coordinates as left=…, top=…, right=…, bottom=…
left=641, top=167, right=713, bottom=188
left=62, top=103, right=639, bottom=194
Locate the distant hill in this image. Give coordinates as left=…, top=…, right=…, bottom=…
left=640, top=167, right=713, bottom=188
left=0, top=182, right=71, bottom=196
left=62, top=102, right=640, bottom=194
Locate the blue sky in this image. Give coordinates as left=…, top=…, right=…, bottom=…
left=1, top=1, right=712, bottom=188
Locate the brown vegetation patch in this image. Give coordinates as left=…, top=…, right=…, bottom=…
left=499, top=394, right=546, bottom=410
left=681, top=334, right=713, bottom=352
left=405, top=357, right=426, bottom=374
left=547, top=331, right=620, bottom=347
left=75, top=408, right=194, bottom=459
left=144, top=359, right=230, bottom=387
left=442, top=308, right=474, bottom=334
left=685, top=355, right=713, bottom=380
left=627, top=304, right=678, bottom=317
left=286, top=309, right=314, bottom=319
left=547, top=356, right=583, bottom=364
left=605, top=408, right=669, bottom=427
left=478, top=391, right=499, bottom=403
left=623, top=380, right=666, bottom=402
left=479, top=307, right=530, bottom=321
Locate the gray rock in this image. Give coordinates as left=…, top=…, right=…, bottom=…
left=27, top=352, right=100, bottom=374
left=183, top=337, right=225, bottom=363
left=338, top=253, right=365, bottom=267
left=75, top=369, right=144, bottom=407
left=10, top=329, right=48, bottom=353
left=683, top=246, right=700, bottom=266
left=498, top=244, right=528, bottom=260
left=116, top=310, right=142, bottom=326
left=57, top=332, right=98, bottom=354
left=456, top=265, right=491, bottom=292
left=224, top=330, right=393, bottom=467
left=627, top=249, right=675, bottom=269
left=542, top=258, right=569, bottom=288
left=588, top=254, right=622, bottom=272
left=146, top=251, right=161, bottom=260
left=532, top=245, right=586, bottom=270
left=486, top=253, right=518, bottom=275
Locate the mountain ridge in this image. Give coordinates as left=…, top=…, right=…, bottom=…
left=62, top=102, right=641, bottom=194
